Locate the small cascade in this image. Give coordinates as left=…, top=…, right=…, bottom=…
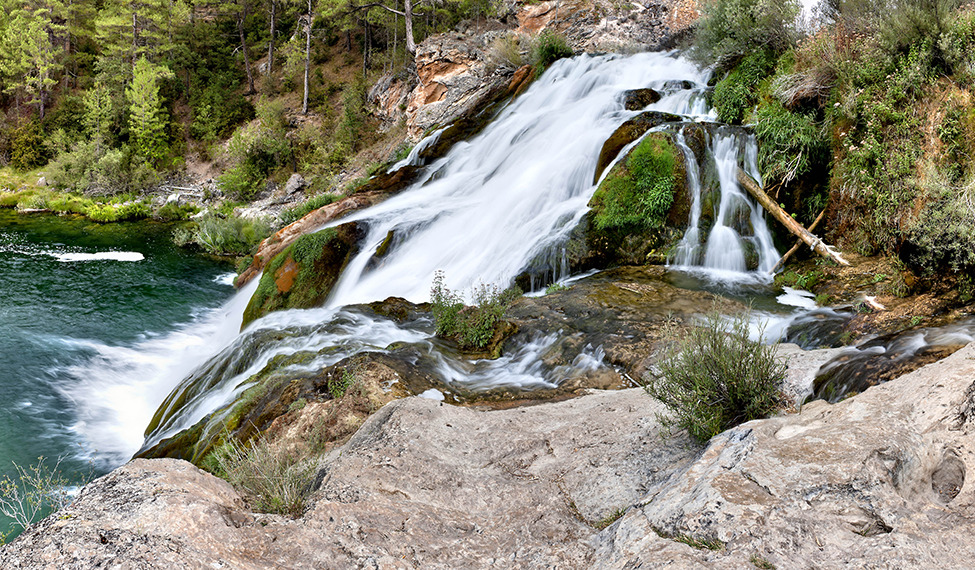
left=668, top=126, right=780, bottom=281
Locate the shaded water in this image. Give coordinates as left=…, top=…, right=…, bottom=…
left=0, top=210, right=235, bottom=533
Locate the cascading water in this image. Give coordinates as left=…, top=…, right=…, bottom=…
left=667, top=126, right=780, bottom=280
left=58, top=51, right=786, bottom=463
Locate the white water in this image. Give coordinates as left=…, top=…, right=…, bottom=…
left=66, top=52, right=784, bottom=462
left=668, top=127, right=780, bottom=283
left=330, top=53, right=712, bottom=305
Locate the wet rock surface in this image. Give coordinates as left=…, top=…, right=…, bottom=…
left=8, top=342, right=975, bottom=568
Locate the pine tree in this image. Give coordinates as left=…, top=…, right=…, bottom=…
left=127, top=56, right=174, bottom=165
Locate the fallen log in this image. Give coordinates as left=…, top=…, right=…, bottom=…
left=770, top=207, right=827, bottom=273
left=736, top=168, right=849, bottom=267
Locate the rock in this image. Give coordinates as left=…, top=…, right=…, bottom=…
left=579, top=131, right=689, bottom=268
left=283, top=173, right=307, bottom=196
left=36, top=176, right=46, bottom=187
left=405, top=35, right=514, bottom=140
left=622, top=88, right=662, bottom=110
left=594, top=341, right=975, bottom=568
left=240, top=222, right=365, bottom=327
left=11, top=342, right=975, bottom=568
left=237, top=166, right=422, bottom=288
left=594, top=110, right=683, bottom=183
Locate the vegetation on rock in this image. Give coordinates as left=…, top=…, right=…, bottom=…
left=645, top=312, right=785, bottom=444
left=241, top=226, right=355, bottom=326
left=430, top=270, right=520, bottom=353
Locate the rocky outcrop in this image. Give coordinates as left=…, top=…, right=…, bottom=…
left=240, top=222, right=363, bottom=327
left=7, top=343, right=975, bottom=568
left=370, top=0, right=699, bottom=142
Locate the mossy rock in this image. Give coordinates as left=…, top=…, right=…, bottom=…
left=622, top=88, right=662, bottom=111
left=241, top=222, right=365, bottom=328
left=594, top=111, right=682, bottom=183
left=564, top=132, right=688, bottom=270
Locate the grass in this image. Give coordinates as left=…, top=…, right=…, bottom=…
left=204, top=435, right=315, bottom=517
left=652, top=526, right=725, bottom=550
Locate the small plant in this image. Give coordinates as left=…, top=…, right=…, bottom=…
left=490, top=33, right=526, bottom=69
left=430, top=270, right=521, bottom=351
left=645, top=311, right=786, bottom=444
left=206, top=435, right=314, bottom=517
left=179, top=213, right=273, bottom=256
left=750, top=554, right=776, bottom=569
left=652, top=526, right=725, bottom=550
left=0, top=457, right=71, bottom=542
left=279, top=193, right=338, bottom=226
left=329, top=368, right=356, bottom=399
left=593, top=507, right=626, bottom=530
left=530, top=30, right=573, bottom=73
left=545, top=282, right=569, bottom=294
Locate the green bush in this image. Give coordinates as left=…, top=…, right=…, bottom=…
left=690, top=0, right=801, bottom=67
left=182, top=213, right=273, bottom=256
left=10, top=121, right=47, bottom=170
left=335, top=76, right=367, bottom=153
left=712, top=49, right=777, bottom=124
left=530, top=30, right=573, bottom=73
left=837, top=0, right=963, bottom=62
left=753, top=100, right=829, bottom=184
left=430, top=270, right=520, bottom=351
left=645, top=312, right=785, bottom=444
left=591, top=133, right=678, bottom=231
left=154, top=201, right=199, bottom=221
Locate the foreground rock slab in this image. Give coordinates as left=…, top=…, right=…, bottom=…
left=5, top=343, right=975, bottom=568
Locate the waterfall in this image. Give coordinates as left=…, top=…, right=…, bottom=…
left=668, top=126, right=780, bottom=281
left=61, top=52, right=784, bottom=462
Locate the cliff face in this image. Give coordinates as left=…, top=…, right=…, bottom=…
left=370, top=0, right=699, bottom=140
left=6, top=342, right=975, bottom=568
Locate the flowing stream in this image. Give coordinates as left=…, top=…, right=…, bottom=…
left=30, top=52, right=788, bottom=466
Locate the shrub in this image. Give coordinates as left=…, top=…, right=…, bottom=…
left=279, top=193, right=338, bottom=226
left=10, top=121, right=47, bottom=170
left=0, top=457, right=71, bottom=543
left=205, top=435, right=314, bottom=517
left=837, top=0, right=963, bottom=62
left=335, top=77, right=367, bottom=153
left=430, top=270, right=521, bottom=351
left=645, top=312, right=785, bottom=444
left=753, top=99, right=829, bottom=184
left=183, top=213, right=273, bottom=256
left=711, top=49, right=777, bottom=124
left=690, top=0, right=801, bottom=67
left=491, top=33, right=526, bottom=69
left=531, top=30, right=573, bottom=73
left=154, top=201, right=199, bottom=221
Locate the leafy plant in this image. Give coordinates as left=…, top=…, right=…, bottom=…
left=530, top=30, right=573, bottom=73
left=205, top=435, right=314, bottom=517
left=645, top=311, right=786, bottom=444
left=430, top=270, right=521, bottom=351
left=179, top=212, right=273, bottom=256
left=689, top=0, right=801, bottom=67
left=279, top=193, right=339, bottom=226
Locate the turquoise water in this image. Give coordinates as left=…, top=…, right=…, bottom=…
left=0, top=209, right=236, bottom=536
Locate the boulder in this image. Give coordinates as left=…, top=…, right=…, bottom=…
left=240, top=222, right=365, bottom=327
left=594, top=110, right=683, bottom=183
left=622, top=88, right=662, bottom=110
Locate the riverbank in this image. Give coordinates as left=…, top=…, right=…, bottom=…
left=3, top=340, right=973, bottom=568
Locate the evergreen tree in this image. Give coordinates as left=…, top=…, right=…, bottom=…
left=126, top=56, right=173, bottom=165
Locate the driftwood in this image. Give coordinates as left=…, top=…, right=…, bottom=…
left=736, top=168, right=849, bottom=267
left=770, top=207, right=827, bottom=273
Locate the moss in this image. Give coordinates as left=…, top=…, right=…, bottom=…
left=590, top=133, right=679, bottom=233
left=242, top=225, right=361, bottom=327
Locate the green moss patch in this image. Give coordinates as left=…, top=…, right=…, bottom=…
left=241, top=224, right=361, bottom=327
left=590, top=132, right=680, bottom=233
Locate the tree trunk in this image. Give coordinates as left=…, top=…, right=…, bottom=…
left=404, top=0, right=415, bottom=55
left=267, top=0, right=276, bottom=76
left=737, top=168, right=849, bottom=267
left=770, top=208, right=827, bottom=273
left=302, top=6, right=310, bottom=114
left=238, top=1, right=256, bottom=95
